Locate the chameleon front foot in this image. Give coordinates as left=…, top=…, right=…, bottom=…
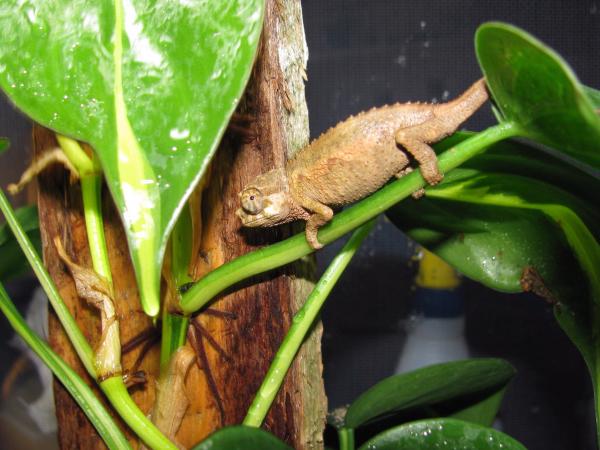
left=305, top=225, right=324, bottom=250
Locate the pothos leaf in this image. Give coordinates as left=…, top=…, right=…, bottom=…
left=476, top=22, right=600, bottom=169
left=358, top=418, right=526, bottom=450
left=342, top=359, right=515, bottom=430
left=0, top=0, right=265, bottom=316
left=191, top=425, right=292, bottom=450
left=388, top=133, right=600, bottom=443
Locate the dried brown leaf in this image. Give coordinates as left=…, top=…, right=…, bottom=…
left=8, top=148, right=78, bottom=194
left=54, top=236, right=121, bottom=378
left=144, top=346, right=196, bottom=450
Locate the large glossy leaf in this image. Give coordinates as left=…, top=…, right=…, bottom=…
left=0, top=205, right=41, bottom=281
left=388, top=133, right=600, bottom=440
left=416, top=170, right=598, bottom=292
left=191, top=425, right=292, bottom=450
left=342, top=359, right=515, bottom=430
left=357, top=419, right=526, bottom=450
left=0, top=0, right=264, bottom=316
left=476, top=22, right=600, bottom=169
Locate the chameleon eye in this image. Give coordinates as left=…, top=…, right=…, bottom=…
left=241, top=188, right=263, bottom=214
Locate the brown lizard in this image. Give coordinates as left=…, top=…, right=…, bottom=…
left=237, top=78, right=488, bottom=249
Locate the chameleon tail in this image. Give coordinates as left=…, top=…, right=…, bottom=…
left=434, top=78, right=489, bottom=126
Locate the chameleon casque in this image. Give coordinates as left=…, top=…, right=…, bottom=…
left=237, top=78, right=489, bottom=248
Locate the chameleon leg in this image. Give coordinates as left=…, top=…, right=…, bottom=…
left=293, top=193, right=333, bottom=249
left=395, top=78, right=488, bottom=185
left=395, top=123, right=445, bottom=185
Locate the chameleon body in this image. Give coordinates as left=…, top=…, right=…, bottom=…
left=237, top=78, right=488, bottom=248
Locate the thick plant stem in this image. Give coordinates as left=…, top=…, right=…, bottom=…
left=160, top=312, right=189, bottom=375
left=101, top=377, right=178, bottom=450
left=160, top=204, right=193, bottom=373
left=81, top=174, right=113, bottom=287
left=58, top=135, right=175, bottom=449
left=57, top=136, right=112, bottom=286
left=181, top=122, right=519, bottom=314
left=243, top=221, right=375, bottom=427
left=338, top=428, right=355, bottom=450
left=0, top=189, right=96, bottom=376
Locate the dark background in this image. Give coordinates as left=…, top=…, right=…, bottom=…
left=302, top=1, right=599, bottom=449
left=0, top=1, right=598, bottom=449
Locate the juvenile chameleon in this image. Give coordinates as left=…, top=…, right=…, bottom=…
left=237, top=78, right=488, bottom=249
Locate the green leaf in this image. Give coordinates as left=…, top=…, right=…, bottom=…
left=449, top=388, right=507, bottom=427
left=342, top=359, right=515, bottom=430
left=476, top=22, right=600, bottom=169
left=0, top=283, right=132, bottom=450
left=357, top=418, right=526, bottom=450
left=0, top=138, right=8, bottom=154
left=0, top=205, right=41, bottom=281
left=388, top=132, right=600, bottom=442
left=191, top=425, right=292, bottom=450
left=583, top=86, right=600, bottom=109
left=392, top=135, right=599, bottom=293
left=0, top=0, right=265, bottom=316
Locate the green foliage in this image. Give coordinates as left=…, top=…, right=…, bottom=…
left=0, top=284, right=131, bottom=450
left=0, top=205, right=40, bottom=281
left=357, top=419, right=526, bottom=450
left=0, top=0, right=265, bottom=316
left=389, top=21, right=600, bottom=445
left=340, top=359, right=515, bottom=430
left=388, top=136, right=598, bottom=295
left=476, top=22, right=600, bottom=168
left=191, top=425, right=292, bottom=450
left=0, top=138, right=7, bottom=154
left=193, top=359, right=517, bottom=450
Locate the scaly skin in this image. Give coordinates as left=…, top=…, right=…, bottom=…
left=237, top=78, right=489, bottom=248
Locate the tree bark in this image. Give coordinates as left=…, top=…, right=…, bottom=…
left=37, top=0, right=325, bottom=448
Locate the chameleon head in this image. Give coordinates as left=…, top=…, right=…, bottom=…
left=237, top=168, right=294, bottom=227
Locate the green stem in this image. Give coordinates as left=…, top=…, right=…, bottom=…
left=81, top=174, right=113, bottom=286
left=0, top=189, right=96, bottom=376
left=181, top=122, right=519, bottom=314
left=101, top=377, right=178, bottom=450
left=160, top=203, right=194, bottom=372
left=243, top=221, right=375, bottom=427
left=56, top=136, right=111, bottom=285
left=0, top=284, right=132, bottom=450
left=58, top=135, right=175, bottom=449
left=56, top=134, right=99, bottom=176
left=338, top=428, right=355, bottom=450
left=160, top=312, right=189, bottom=375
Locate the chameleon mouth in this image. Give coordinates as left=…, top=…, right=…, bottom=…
left=236, top=208, right=264, bottom=227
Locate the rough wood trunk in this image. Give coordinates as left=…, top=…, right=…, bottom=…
left=37, top=0, right=326, bottom=449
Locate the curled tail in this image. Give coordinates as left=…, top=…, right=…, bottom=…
left=434, top=78, right=489, bottom=125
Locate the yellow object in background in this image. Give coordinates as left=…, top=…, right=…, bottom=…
left=415, top=248, right=460, bottom=290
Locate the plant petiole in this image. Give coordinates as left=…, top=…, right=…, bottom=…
left=243, top=220, right=375, bottom=427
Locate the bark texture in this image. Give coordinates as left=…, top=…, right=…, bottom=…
left=37, top=0, right=325, bottom=448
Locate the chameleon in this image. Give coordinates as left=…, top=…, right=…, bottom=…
left=237, top=78, right=488, bottom=249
